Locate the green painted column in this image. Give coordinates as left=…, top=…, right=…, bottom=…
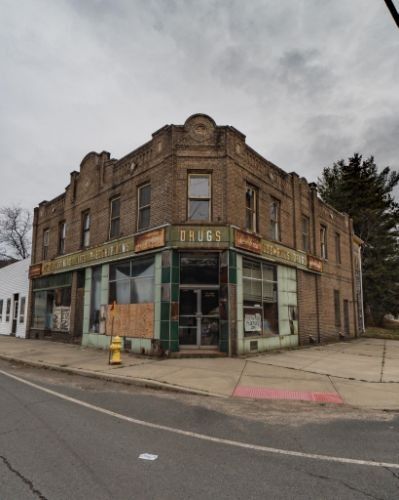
left=154, top=253, right=162, bottom=341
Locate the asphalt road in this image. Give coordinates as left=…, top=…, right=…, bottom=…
left=0, top=360, right=398, bottom=500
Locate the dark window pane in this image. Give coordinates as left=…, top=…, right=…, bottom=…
left=138, top=207, right=150, bottom=230
left=188, top=200, right=209, bottom=221
left=202, top=290, right=219, bottom=315
left=180, top=253, right=219, bottom=284
left=180, top=289, right=197, bottom=315
left=179, top=327, right=197, bottom=345
left=111, top=198, right=120, bottom=217
left=131, top=257, right=154, bottom=278
left=109, top=261, right=130, bottom=281
left=90, top=267, right=102, bottom=333
left=54, top=287, right=71, bottom=307
left=110, top=218, right=120, bottom=238
left=179, top=316, right=196, bottom=327
left=139, top=185, right=151, bottom=207
left=189, top=176, right=209, bottom=197
left=263, top=302, right=279, bottom=334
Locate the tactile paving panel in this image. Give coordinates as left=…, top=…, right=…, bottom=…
left=233, top=386, right=343, bottom=404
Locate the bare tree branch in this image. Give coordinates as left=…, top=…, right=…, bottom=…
left=0, top=206, right=32, bottom=260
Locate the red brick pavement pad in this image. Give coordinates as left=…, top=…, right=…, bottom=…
left=233, top=386, right=343, bottom=404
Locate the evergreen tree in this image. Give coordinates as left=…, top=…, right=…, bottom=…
left=318, top=154, right=399, bottom=326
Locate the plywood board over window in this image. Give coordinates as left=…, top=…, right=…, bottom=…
left=106, top=303, right=154, bottom=338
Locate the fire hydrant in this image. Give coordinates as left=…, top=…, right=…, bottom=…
left=109, top=336, right=122, bottom=365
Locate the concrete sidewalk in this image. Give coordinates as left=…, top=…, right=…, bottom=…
left=0, top=336, right=398, bottom=410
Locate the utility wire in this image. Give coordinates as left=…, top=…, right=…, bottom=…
left=383, top=0, right=399, bottom=28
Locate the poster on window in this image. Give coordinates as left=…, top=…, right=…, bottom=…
left=53, top=306, right=70, bottom=332
left=244, top=311, right=262, bottom=333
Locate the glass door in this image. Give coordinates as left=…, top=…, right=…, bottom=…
left=179, top=288, right=219, bottom=348
left=200, top=289, right=219, bottom=346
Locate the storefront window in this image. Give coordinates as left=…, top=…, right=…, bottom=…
left=90, top=266, right=102, bottom=333
left=32, top=273, right=72, bottom=331
left=243, top=259, right=278, bottom=336
left=109, top=256, right=155, bottom=304
left=180, top=253, right=219, bottom=284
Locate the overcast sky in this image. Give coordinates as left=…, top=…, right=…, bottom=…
left=1, top=0, right=398, bottom=210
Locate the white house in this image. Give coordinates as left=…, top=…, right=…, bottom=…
left=0, top=258, right=30, bottom=338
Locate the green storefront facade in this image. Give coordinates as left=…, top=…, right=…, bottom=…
left=31, top=224, right=322, bottom=356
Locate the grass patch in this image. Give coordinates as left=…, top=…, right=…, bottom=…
left=364, top=321, right=399, bottom=340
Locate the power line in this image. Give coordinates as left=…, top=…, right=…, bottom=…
left=383, top=0, right=399, bottom=29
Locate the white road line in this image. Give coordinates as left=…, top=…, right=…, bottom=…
left=1, top=369, right=398, bottom=470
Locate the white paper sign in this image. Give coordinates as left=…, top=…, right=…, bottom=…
left=244, top=312, right=262, bottom=332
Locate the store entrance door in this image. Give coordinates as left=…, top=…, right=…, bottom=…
left=179, top=288, right=219, bottom=348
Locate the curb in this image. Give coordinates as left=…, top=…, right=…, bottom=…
left=0, top=354, right=228, bottom=399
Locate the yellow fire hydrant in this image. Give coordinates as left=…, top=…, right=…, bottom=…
left=109, top=336, right=122, bottom=365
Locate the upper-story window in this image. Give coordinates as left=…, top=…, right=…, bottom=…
left=81, top=210, right=91, bottom=248
left=0, top=299, right=3, bottom=322
left=335, top=232, right=341, bottom=264
left=302, top=215, right=310, bottom=252
left=320, top=225, right=328, bottom=259
left=58, top=221, right=66, bottom=255
left=245, top=184, right=258, bottom=232
left=334, top=289, right=341, bottom=327
left=43, top=228, right=49, bottom=260
left=109, top=197, right=121, bottom=239
left=138, top=184, right=151, bottom=230
left=270, top=197, right=281, bottom=241
left=188, top=174, right=211, bottom=221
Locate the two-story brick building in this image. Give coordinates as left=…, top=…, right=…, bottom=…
left=27, top=114, right=364, bottom=355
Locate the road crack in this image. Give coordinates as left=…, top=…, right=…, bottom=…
left=0, top=455, right=48, bottom=499
left=304, top=469, right=387, bottom=500
left=384, top=466, right=399, bottom=484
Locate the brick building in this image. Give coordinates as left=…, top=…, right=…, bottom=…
left=27, top=114, right=364, bottom=355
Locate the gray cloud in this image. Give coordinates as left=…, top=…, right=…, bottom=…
left=0, top=0, right=398, bottom=210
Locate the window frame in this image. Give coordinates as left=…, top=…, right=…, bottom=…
left=187, top=173, right=211, bottom=222
left=245, top=184, right=258, bottom=233
left=137, top=183, right=151, bottom=231
left=243, top=258, right=279, bottom=337
left=320, top=224, right=328, bottom=259
left=334, top=289, right=341, bottom=327
left=109, top=196, right=121, bottom=239
left=270, top=197, right=281, bottom=241
left=335, top=232, right=341, bottom=264
left=43, top=228, right=50, bottom=260
left=81, top=210, right=91, bottom=248
left=301, top=215, right=310, bottom=252
left=58, top=221, right=66, bottom=255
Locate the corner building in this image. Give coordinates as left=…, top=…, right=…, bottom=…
left=28, top=114, right=364, bottom=355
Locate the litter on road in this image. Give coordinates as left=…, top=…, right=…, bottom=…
left=139, top=453, right=158, bottom=461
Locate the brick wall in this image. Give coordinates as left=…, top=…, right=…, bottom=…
left=31, top=113, right=359, bottom=344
